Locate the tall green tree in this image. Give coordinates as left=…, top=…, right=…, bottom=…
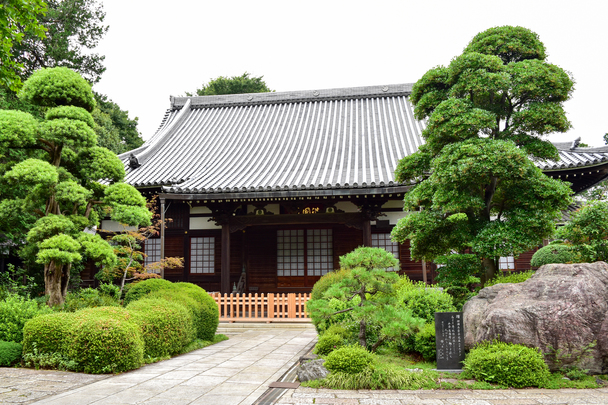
left=188, top=72, right=272, bottom=96
left=391, top=26, right=574, bottom=284
left=92, top=93, right=143, bottom=153
left=0, top=0, right=48, bottom=91
left=11, top=0, right=107, bottom=84
left=0, top=67, right=151, bottom=306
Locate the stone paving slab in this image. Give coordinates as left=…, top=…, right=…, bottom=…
left=275, top=387, right=608, bottom=405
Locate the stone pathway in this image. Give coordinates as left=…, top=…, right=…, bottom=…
left=276, top=387, right=608, bottom=404
left=1, top=324, right=317, bottom=405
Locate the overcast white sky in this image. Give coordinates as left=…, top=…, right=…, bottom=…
left=93, top=0, right=608, bottom=147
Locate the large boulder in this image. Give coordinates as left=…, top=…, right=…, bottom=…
left=463, top=262, right=608, bottom=374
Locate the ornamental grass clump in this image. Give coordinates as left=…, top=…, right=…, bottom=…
left=127, top=297, right=196, bottom=358
left=463, top=340, right=550, bottom=388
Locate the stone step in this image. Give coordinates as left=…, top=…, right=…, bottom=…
left=217, top=322, right=315, bottom=333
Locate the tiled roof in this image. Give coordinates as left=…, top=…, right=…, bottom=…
left=119, top=84, right=608, bottom=196
left=535, top=143, right=608, bottom=171
left=119, top=84, right=425, bottom=194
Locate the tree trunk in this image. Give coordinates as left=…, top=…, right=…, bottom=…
left=45, top=260, right=70, bottom=306
left=358, top=319, right=367, bottom=348
left=481, top=257, right=497, bottom=287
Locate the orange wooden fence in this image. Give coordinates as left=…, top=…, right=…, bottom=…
left=211, top=293, right=311, bottom=322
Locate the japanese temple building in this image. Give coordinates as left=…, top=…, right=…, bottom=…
left=114, top=84, right=608, bottom=293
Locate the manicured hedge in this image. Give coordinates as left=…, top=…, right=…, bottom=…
left=128, top=279, right=219, bottom=341
left=23, top=309, right=144, bottom=374
left=123, top=278, right=174, bottom=305
left=174, top=283, right=219, bottom=340
left=127, top=298, right=196, bottom=358
left=67, top=314, right=144, bottom=374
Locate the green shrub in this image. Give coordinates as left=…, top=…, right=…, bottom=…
left=123, top=278, right=174, bottom=305
left=0, top=294, right=53, bottom=343
left=396, top=279, right=455, bottom=323
left=148, top=289, right=212, bottom=340
left=98, top=283, right=121, bottom=299
left=324, top=324, right=349, bottom=339
left=485, top=270, right=536, bottom=287
left=325, top=345, right=374, bottom=374
left=62, top=287, right=119, bottom=312
left=310, top=268, right=351, bottom=301
left=317, top=366, right=437, bottom=390
left=463, top=340, right=550, bottom=388
left=127, top=298, right=196, bottom=358
left=0, top=340, right=22, bottom=366
left=22, top=350, right=78, bottom=371
left=173, top=283, right=219, bottom=340
left=314, top=333, right=344, bottom=356
left=67, top=314, right=144, bottom=374
left=22, top=313, right=73, bottom=355
left=309, top=297, right=352, bottom=334
left=414, top=322, right=436, bottom=361
left=531, top=243, right=578, bottom=267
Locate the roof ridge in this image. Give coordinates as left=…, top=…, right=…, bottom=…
left=170, top=83, right=414, bottom=109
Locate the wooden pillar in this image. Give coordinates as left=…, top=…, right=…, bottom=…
left=221, top=222, right=231, bottom=294
left=422, top=260, right=427, bottom=284
left=160, top=198, right=166, bottom=279
left=362, top=219, right=372, bottom=247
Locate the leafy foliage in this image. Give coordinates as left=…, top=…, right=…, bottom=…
left=392, top=26, right=574, bottom=285
left=314, top=333, right=344, bottom=356
left=307, top=247, right=425, bottom=351
left=485, top=269, right=536, bottom=287
left=414, top=322, right=436, bottom=362
left=0, top=294, right=53, bottom=343
left=395, top=279, right=456, bottom=323
left=189, top=72, right=272, bottom=96
left=0, top=67, right=151, bottom=306
left=123, top=278, right=174, bottom=306
left=557, top=201, right=608, bottom=262
left=0, top=0, right=47, bottom=90
left=530, top=243, right=577, bottom=267
left=463, top=340, right=550, bottom=388
left=324, top=345, right=374, bottom=374
left=10, top=0, right=108, bottom=84
left=0, top=340, right=23, bottom=366
left=310, top=268, right=351, bottom=301
left=127, top=298, right=196, bottom=358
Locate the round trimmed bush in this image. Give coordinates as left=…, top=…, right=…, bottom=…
left=531, top=243, right=577, bottom=267
left=22, top=312, right=74, bottom=355
left=0, top=294, right=53, bottom=343
left=127, top=298, right=196, bottom=357
left=310, top=268, right=350, bottom=301
left=325, top=345, right=374, bottom=374
left=414, top=322, right=436, bottom=362
left=67, top=314, right=144, bottom=374
left=314, top=333, right=344, bottom=356
left=173, top=283, right=219, bottom=340
left=123, top=278, right=174, bottom=305
left=463, top=340, right=550, bottom=388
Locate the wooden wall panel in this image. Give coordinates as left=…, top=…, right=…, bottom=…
left=245, top=227, right=277, bottom=292
left=333, top=225, right=363, bottom=269
left=399, top=239, right=428, bottom=282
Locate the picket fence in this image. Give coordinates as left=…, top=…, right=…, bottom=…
left=210, top=292, right=311, bottom=322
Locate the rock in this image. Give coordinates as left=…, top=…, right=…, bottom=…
left=296, top=359, right=329, bottom=382
left=463, top=262, right=608, bottom=374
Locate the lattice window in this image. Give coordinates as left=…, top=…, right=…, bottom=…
left=277, top=230, right=305, bottom=276
left=371, top=233, right=400, bottom=271
left=144, top=238, right=161, bottom=272
left=307, top=229, right=333, bottom=276
left=499, top=256, right=515, bottom=270
left=191, top=237, right=215, bottom=274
